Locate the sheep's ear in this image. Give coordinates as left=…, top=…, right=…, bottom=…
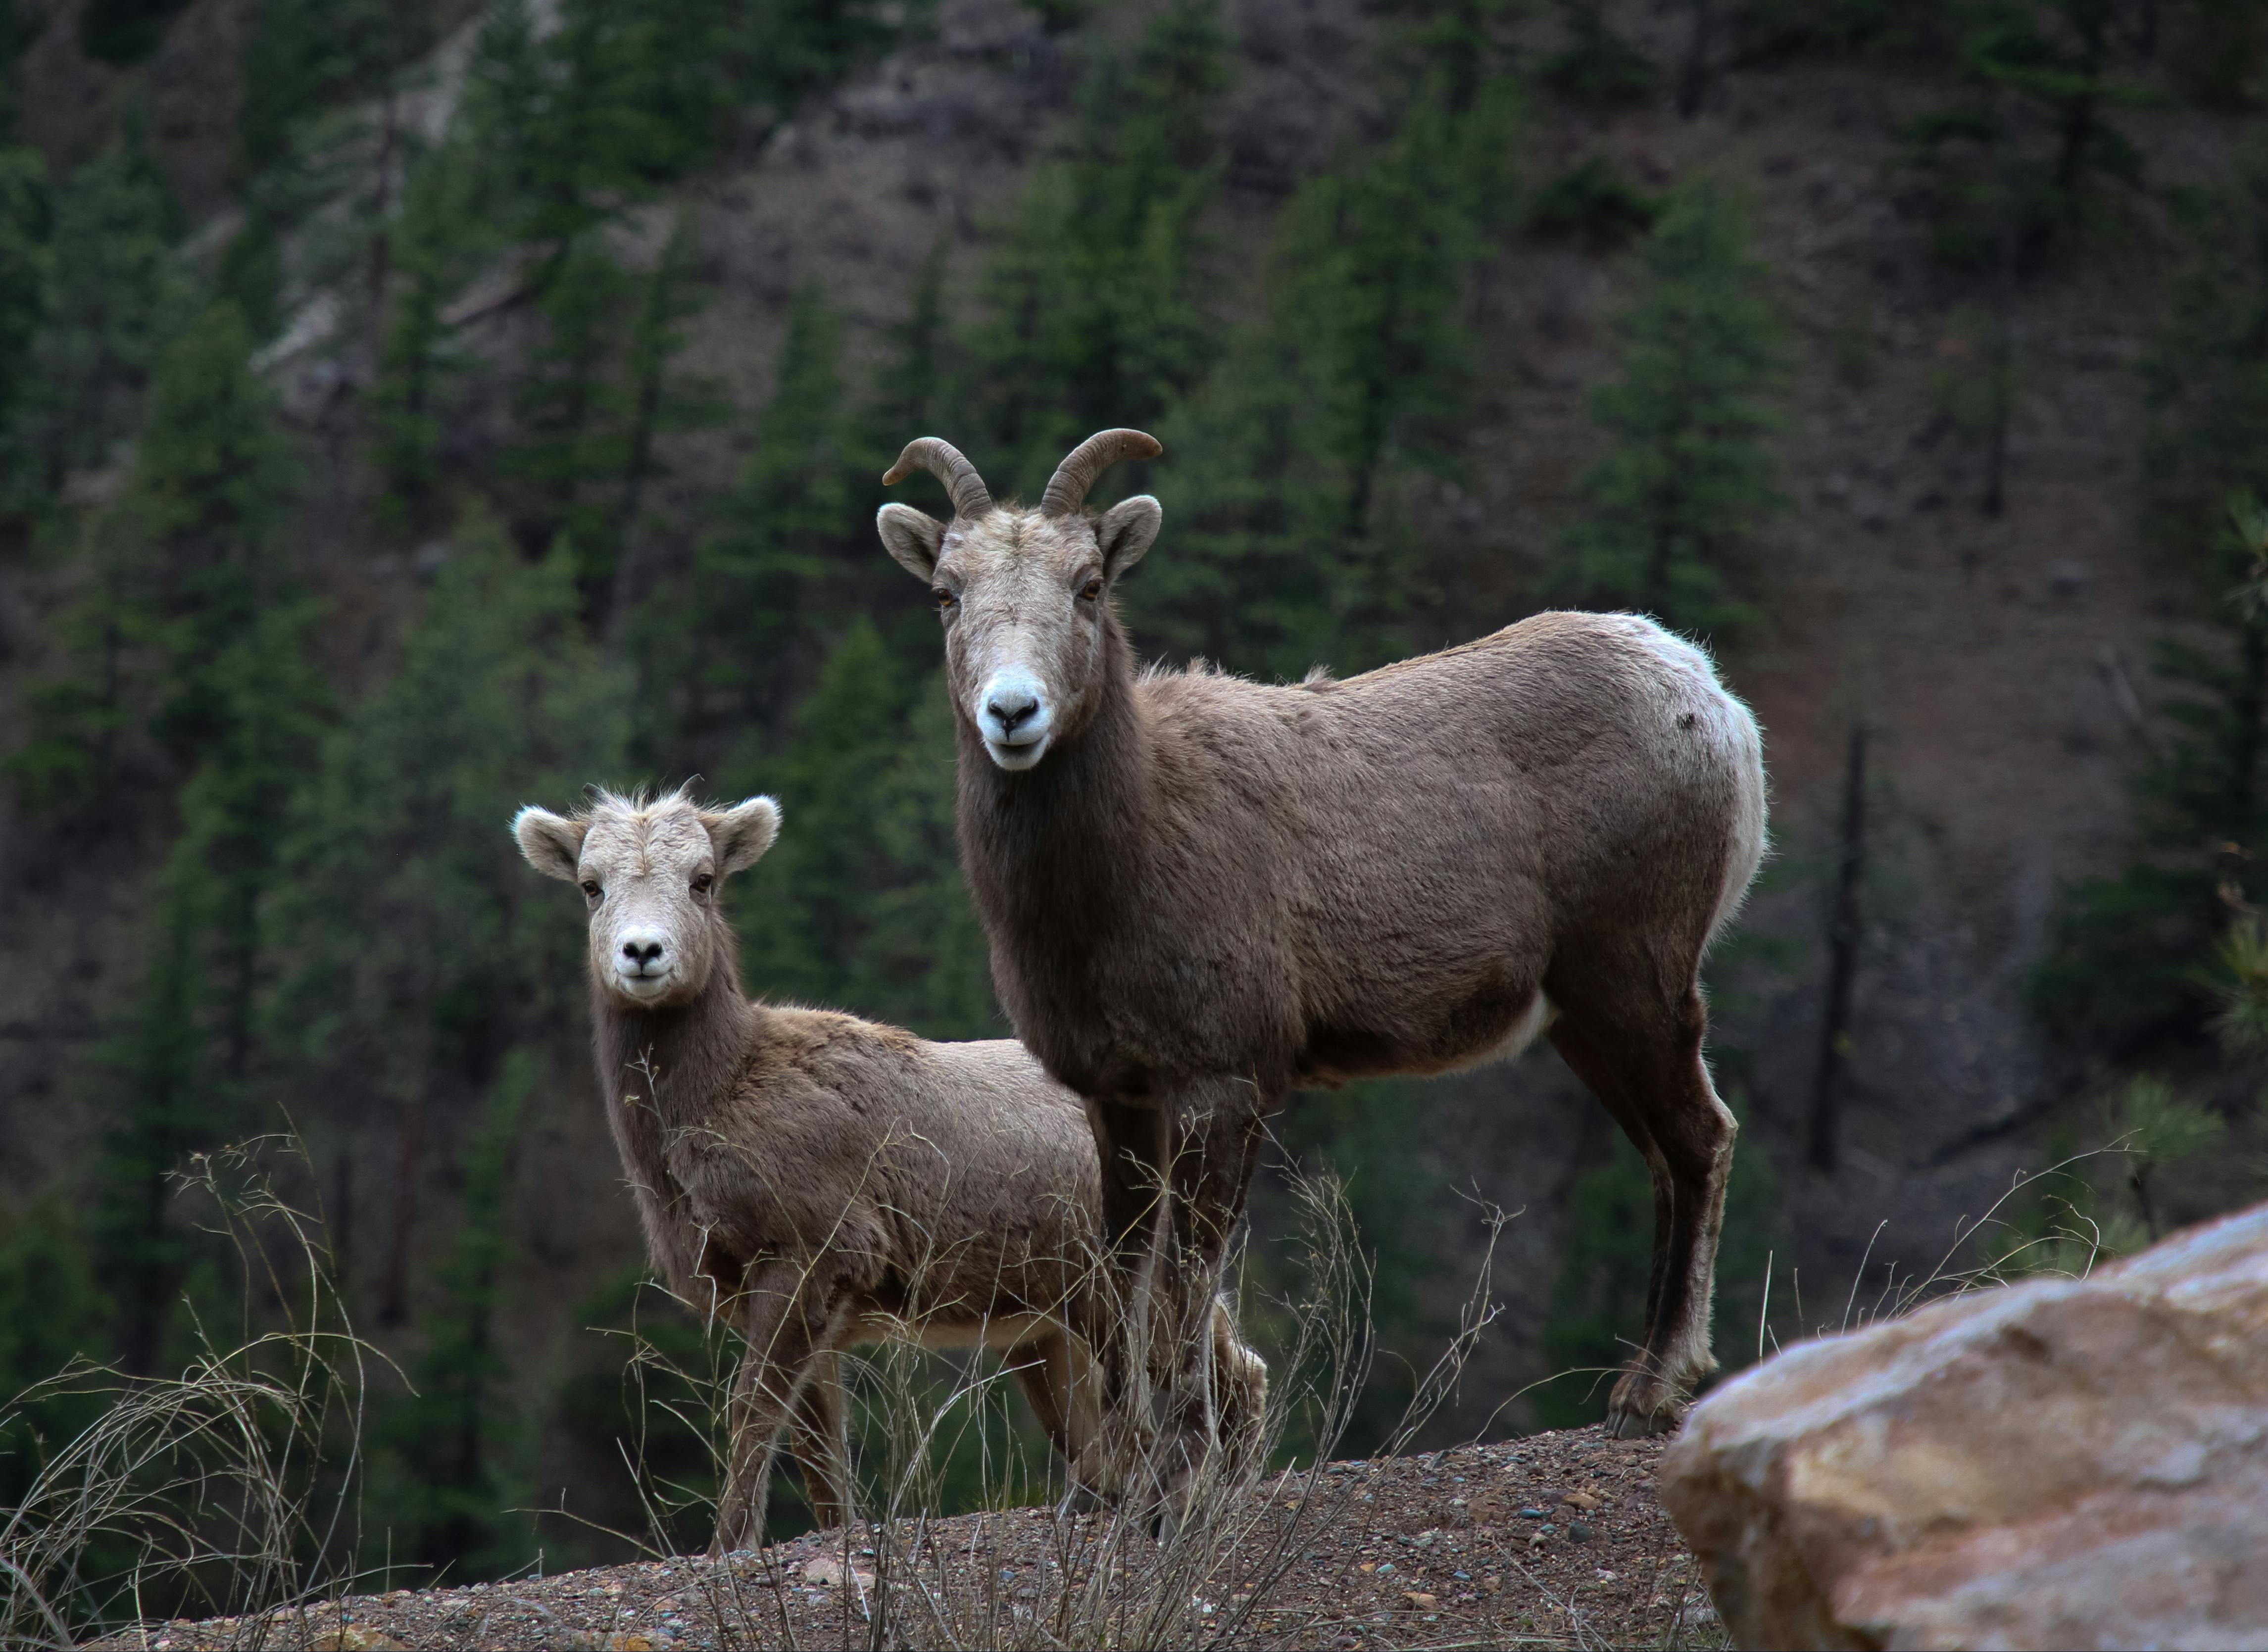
left=513, top=806, right=586, bottom=881
left=1098, top=495, right=1161, bottom=581
left=877, top=504, right=947, bottom=580
left=700, top=795, right=781, bottom=875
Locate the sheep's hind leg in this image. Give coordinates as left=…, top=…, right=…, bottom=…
left=1548, top=990, right=1735, bottom=1438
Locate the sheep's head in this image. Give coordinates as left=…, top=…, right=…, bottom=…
left=876, top=430, right=1163, bottom=772
left=513, top=789, right=779, bottom=1011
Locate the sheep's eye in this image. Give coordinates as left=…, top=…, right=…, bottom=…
left=580, top=880, right=601, bottom=901
left=932, top=587, right=957, bottom=613
left=691, top=873, right=714, bottom=896
left=1079, top=577, right=1104, bottom=601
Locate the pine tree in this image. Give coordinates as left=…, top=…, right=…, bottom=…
left=234, top=0, right=433, bottom=179
left=0, top=1194, right=109, bottom=1507
left=460, top=0, right=914, bottom=259
left=369, top=143, right=482, bottom=539
left=1902, top=0, right=2151, bottom=274
left=731, top=621, right=997, bottom=1038
left=964, top=0, right=1232, bottom=497
left=17, top=125, right=185, bottom=494
left=1135, top=31, right=1520, bottom=678
left=30, top=305, right=334, bottom=1372
left=2036, top=140, right=2268, bottom=1054
left=503, top=234, right=637, bottom=557
left=1549, top=179, right=1787, bottom=638
left=2140, top=127, right=2268, bottom=562
left=2037, top=493, right=2268, bottom=1050
left=267, top=513, right=627, bottom=1326
left=663, top=282, right=862, bottom=763
left=0, top=144, right=48, bottom=511
left=373, top=1053, right=538, bottom=1574
left=1540, top=0, right=1661, bottom=105
left=600, top=215, right=726, bottom=637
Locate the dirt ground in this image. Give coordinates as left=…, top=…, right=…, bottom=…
left=103, top=1428, right=1723, bottom=1651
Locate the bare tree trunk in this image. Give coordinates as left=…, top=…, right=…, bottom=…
left=379, top=1092, right=424, bottom=1326
left=1677, top=0, right=1713, bottom=119
left=1982, top=301, right=2011, bottom=519
left=1984, top=89, right=2018, bottom=519
left=1808, top=723, right=1868, bottom=1172
left=366, top=88, right=399, bottom=369
left=379, top=964, right=437, bottom=1327
left=603, top=272, right=671, bottom=651
left=331, top=1148, right=355, bottom=1290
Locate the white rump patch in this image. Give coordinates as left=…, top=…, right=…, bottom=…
left=1465, top=992, right=1556, bottom=1071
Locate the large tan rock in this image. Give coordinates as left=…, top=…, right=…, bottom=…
left=1658, top=1203, right=2268, bottom=1651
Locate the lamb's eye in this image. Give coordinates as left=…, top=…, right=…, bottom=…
left=691, top=873, right=714, bottom=896
left=580, top=880, right=601, bottom=901
left=932, top=588, right=958, bottom=613
left=1079, top=577, right=1104, bottom=601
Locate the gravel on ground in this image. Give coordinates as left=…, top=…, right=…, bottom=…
left=100, top=1427, right=1724, bottom=1651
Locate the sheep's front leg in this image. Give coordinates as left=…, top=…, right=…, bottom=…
left=1086, top=1085, right=1265, bottom=1518
left=710, top=1259, right=828, bottom=1556
left=1085, top=1098, right=1174, bottom=1490
left=1149, top=1091, right=1266, bottom=1507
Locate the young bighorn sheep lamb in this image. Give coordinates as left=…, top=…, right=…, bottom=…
left=513, top=788, right=1263, bottom=1554
left=876, top=430, right=1767, bottom=1486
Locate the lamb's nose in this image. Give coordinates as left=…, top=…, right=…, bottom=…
left=987, top=689, right=1040, bottom=733
left=622, top=939, right=665, bottom=970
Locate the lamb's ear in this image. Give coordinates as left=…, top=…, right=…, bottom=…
left=877, top=504, right=947, bottom=580
left=513, top=806, right=586, bottom=881
left=1097, top=494, right=1161, bottom=581
left=700, top=795, right=781, bottom=875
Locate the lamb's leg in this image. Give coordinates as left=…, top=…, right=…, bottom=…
left=1008, top=1332, right=1106, bottom=1509
left=711, top=1260, right=827, bottom=1556
left=1208, top=1297, right=1267, bottom=1483
left=786, top=1347, right=853, bottom=1532
left=1551, top=989, right=1735, bottom=1437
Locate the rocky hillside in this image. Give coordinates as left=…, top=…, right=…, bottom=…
left=2, top=0, right=2264, bottom=1604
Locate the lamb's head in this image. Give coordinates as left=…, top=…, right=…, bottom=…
left=513, top=789, right=779, bottom=1010
left=876, top=430, right=1163, bottom=772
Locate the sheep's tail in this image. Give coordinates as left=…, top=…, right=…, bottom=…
left=1705, top=687, right=1769, bottom=953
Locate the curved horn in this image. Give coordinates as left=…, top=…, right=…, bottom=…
left=883, top=437, right=993, bottom=520
left=1041, top=428, right=1163, bottom=517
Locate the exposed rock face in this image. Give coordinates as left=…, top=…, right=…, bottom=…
left=1658, top=1204, right=2268, bottom=1651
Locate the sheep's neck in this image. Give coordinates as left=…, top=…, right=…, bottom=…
left=956, top=615, right=1149, bottom=1051
left=591, top=921, right=759, bottom=1123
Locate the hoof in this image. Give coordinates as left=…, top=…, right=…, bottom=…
left=1058, top=1482, right=1108, bottom=1517
left=1604, top=1400, right=1686, bottom=1438
left=1605, top=1370, right=1690, bottom=1438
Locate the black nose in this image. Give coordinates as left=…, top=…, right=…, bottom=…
left=987, top=690, right=1039, bottom=733
left=623, top=940, right=665, bottom=968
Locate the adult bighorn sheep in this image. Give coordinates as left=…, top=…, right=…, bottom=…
left=876, top=430, right=1767, bottom=1487
left=513, top=787, right=1264, bottom=1553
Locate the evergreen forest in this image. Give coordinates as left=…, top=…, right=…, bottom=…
left=2, top=0, right=2268, bottom=1623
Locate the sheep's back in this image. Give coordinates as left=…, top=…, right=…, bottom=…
left=694, top=1014, right=1102, bottom=1325
left=1126, top=610, right=1764, bottom=1085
